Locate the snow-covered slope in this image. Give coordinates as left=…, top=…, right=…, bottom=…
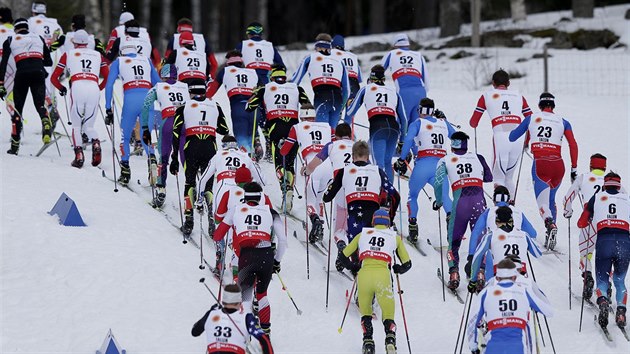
left=2, top=6, right=630, bottom=353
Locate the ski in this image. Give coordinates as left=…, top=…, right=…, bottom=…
left=426, top=237, right=448, bottom=253
left=323, top=266, right=354, bottom=282
left=293, top=231, right=328, bottom=256
left=283, top=212, right=307, bottom=230
left=594, top=315, right=613, bottom=342
left=618, top=326, right=630, bottom=341
left=437, top=268, right=465, bottom=304
left=35, top=136, right=62, bottom=157
left=100, top=169, right=134, bottom=192
left=405, top=239, right=427, bottom=256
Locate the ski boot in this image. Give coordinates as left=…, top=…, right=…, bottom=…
left=335, top=241, right=347, bottom=271
left=6, top=138, right=19, bottom=155
left=445, top=212, right=451, bottom=226
left=309, top=214, right=324, bottom=243
left=181, top=213, right=194, bottom=236
left=46, top=101, right=60, bottom=131
left=148, top=154, right=158, bottom=185
left=118, top=161, right=131, bottom=185
left=597, top=296, right=610, bottom=328
left=582, top=271, right=595, bottom=300
left=253, top=137, right=264, bottom=162
left=71, top=146, right=85, bottom=168
left=476, top=269, right=486, bottom=292
left=616, top=306, right=627, bottom=327
left=212, top=255, right=222, bottom=279
left=41, top=116, right=52, bottom=144
left=260, top=322, right=271, bottom=337
left=447, top=269, right=460, bottom=290
left=384, top=319, right=397, bottom=354
left=264, top=139, right=272, bottom=162
left=153, top=186, right=166, bottom=208
left=544, top=217, right=558, bottom=250
left=132, top=140, right=143, bottom=156
left=91, top=139, right=102, bottom=166
left=82, top=133, right=89, bottom=146
left=407, top=218, right=418, bottom=244
left=361, top=316, right=375, bottom=354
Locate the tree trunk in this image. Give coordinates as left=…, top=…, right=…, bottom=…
left=112, top=0, right=121, bottom=27
left=510, top=0, right=527, bottom=22
left=85, top=0, right=103, bottom=38
left=353, top=0, right=363, bottom=35
left=191, top=0, right=202, bottom=31
left=160, top=0, right=173, bottom=54
left=414, top=0, right=438, bottom=28
left=102, top=0, right=111, bottom=36
left=258, top=0, right=268, bottom=35
left=370, top=0, right=385, bottom=34
left=439, top=0, right=461, bottom=38
left=572, top=0, right=594, bottom=18
left=208, top=0, right=220, bottom=51
left=140, top=0, right=151, bottom=29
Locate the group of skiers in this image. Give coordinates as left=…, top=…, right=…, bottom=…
left=1, top=3, right=629, bottom=354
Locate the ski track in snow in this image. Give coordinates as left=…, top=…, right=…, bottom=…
left=2, top=11, right=630, bottom=354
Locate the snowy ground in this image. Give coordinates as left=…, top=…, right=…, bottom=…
left=2, top=6, right=630, bottom=354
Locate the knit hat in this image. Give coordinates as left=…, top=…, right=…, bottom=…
left=72, top=30, right=89, bottom=45
left=603, top=172, right=621, bottom=190
left=179, top=31, right=194, bottom=46
left=450, top=131, right=469, bottom=150
left=372, top=209, right=391, bottom=227
left=13, top=18, right=28, bottom=32
left=332, top=34, right=345, bottom=50
left=71, top=14, right=86, bottom=30
left=392, top=33, right=410, bottom=47
left=493, top=186, right=510, bottom=204
left=418, top=98, right=435, bottom=115
left=235, top=166, right=253, bottom=185
left=539, top=92, right=555, bottom=109
left=119, top=12, right=134, bottom=25
left=369, top=65, right=385, bottom=83
left=246, top=22, right=263, bottom=36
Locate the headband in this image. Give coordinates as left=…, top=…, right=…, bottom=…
left=221, top=290, right=242, bottom=304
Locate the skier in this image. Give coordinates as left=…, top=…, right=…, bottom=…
left=469, top=69, right=532, bottom=199
left=322, top=141, right=400, bottom=269
left=140, top=63, right=189, bottom=207
left=578, top=172, right=629, bottom=328
left=465, top=186, right=537, bottom=279
left=28, top=1, right=62, bottom=124
left=164, top=31, right=210, bottom=85
left=331, top=34, right=361, bottom=99
left=0, top=7, right=15, bottom=116
left=279, top=103, right=333, bottom=242
left=338, top=209, right=411, bottom=354
left=509, top=92, right=578, bottom=250
left=191, top=283, right=274, bottom=354
left=434, top=131, right=493, bottom=290
left=468, top=206, right=542, bottom=292
left=562, top=153, right=608, bottom=298
left=50, top=14, right=102, bottom=54
left=235, top=21, right=284, bottom=86
left=302, top=122, right=354, bottom=245
left=170, top=82, right=229, bottom=236
left=0, top=18, right=53, bottom=154
left=104, top=42, right=160, bottom=184
left=245, top=64, right=311, bottom=211
left=105, top=19, right=157, bottom=65
left=50, top=29, right=109, bottom=168
left=105, top=12, right=159, bottom=65
left=468, top=258, right=554, bottom=354
left=212, top=181, right=288, bottom=335
left=206, top=50, right=260, bottom=157
left=346, top=64, right=407, bottom=180
left=381, top=33, right=428, bottom=125
left=291, top=33, right=349, bottom=128
left=164, top=17, right=217, bottom=79
left=394, top=97, right=456, bottom=243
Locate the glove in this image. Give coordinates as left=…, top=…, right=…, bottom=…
left=300, top=165, right=309, bottom=176
left=59, top=86, right=68, bottom=96
left=563, top=208, right=573, bottom=219
left=571, top=168, right=577, bottom=183
left=104, top=108, right=114, bottom=125
left=273, top=260, right=281, bottom=273
left=393, top=159, right=407, bottom=175
left=277, top=138, right=285, bottom=151
left=432, top=200, right=442, bottom=211
left=472, top=350, right=481, bottom=354
left=142, top=128, right=152, bottom=145
left=0, top=84, right=6, bottom=100
left=468, top=281, right=478, bottom=294
left=169, top=158, right=179, bottom=175
left=392, top=264, right=403, bottom=274
left=348, top=261, right=361, bottom=274
left=434, top=109, right=446, bottom=119
left=464, top=255, right=473, bottom=278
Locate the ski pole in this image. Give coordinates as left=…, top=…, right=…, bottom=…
left=60, top=95, right=75, bottom=146
left=527, top=254, right=556, bottom=353
left=395, top=269, right=412, bottom=354
left=338, top=276, right=357, bottom=334
left=397, top=173, right=404, bottom=236
left=324, top=200, right=333, bottom=311
left=453, top=291, right=470, bottom=354
left=533, top=312, right=541, bottom=354
left=438, top=209, right=446, bottom=302
left=513, top=141, right=527, bottom=204
left=567, top=218, right=576, bottom=310
left=198, top=207, right=205, bottom=270
left=474, top=127, right=478, bottom=153
left=294, top=154, right=310, bottom=280
left=198, top=278, right=248, bottom=339
left=275, top=272, right=303, bottom=315
left=99, top=106, right=119, bottom=192
left=175, top=173, right=186, bottom=244
left=457, top=292, right=473, bottom=354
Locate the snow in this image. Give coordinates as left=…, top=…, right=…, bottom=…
left=2, top=5, right=630, bottom=354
